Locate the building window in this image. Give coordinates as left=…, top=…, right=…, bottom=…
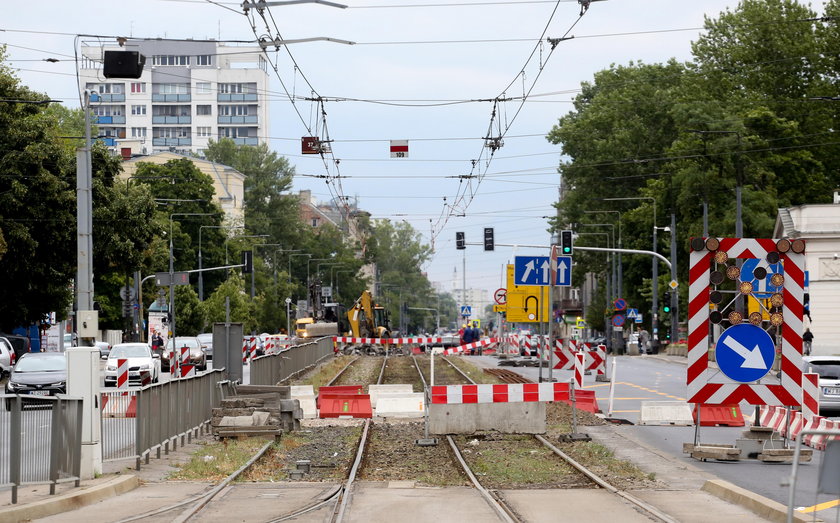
left=157, top=83, right=189, bottom=95
left=219, top=105, right=251, bottom=116
left=218, top=83, right=257, bottom=94
left=87, top=83, right=124, bottom=94
left=196, top=105, right=212, bottom=116
left=131, top=127, right=147, bottom=138
left=196, top=82, right=211, bottom=94
left=152, top=55, right=189, bottom=66
left=197, top=127, right=212, bottom=137
left=131, top=105, right=146, bottom=115
left=311, top=218, right=319, bottom=227
left=195, top=55, right=212, bottom=66
left=130, top=82, right=146, bottom=94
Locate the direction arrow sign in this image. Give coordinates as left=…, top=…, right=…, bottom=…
left=740, top=259, right=783, bottom=299
left=514, top=256, right=552, bottom=286
left=555, top=255, right=572, bottom=287
left=494, top=288, right=507, bottom=305
left=714, top=324, right=775, bottom=383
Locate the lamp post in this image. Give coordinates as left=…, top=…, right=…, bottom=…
left=169, top=212, right=216, bottom=341
left=602, top=196, right=657, bottom=345
left=285, top=297, right=292, bottom=336
left=584, top=209, right=622, bottom=297
left=198, top=225, right=244, bottom=300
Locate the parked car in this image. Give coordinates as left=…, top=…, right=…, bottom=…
left=197, top=333, right=213, bottom=360
left=95, top=340, right=112, bottom=359
left=0, top=336, right=16, bottom=377
left=5, top=352, right=67, bottom=410
left=161, top=337, right=206, bottom=371
left=104, top=343, right=161, bottom=386
left=802, top=356, right=840, bottom=413
left=0, top=333, right=30, bottom=360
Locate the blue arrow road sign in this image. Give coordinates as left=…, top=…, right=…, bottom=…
left=514, top=256, right=552, bottom=286
left=715, top=324, right=776, bottom=383
left=460, top=306, right=472, bottom=317
left=555, top=255, right=572, bottom=287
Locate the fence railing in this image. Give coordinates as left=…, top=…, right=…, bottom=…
left=101, top=369, right=227, bottom=469
left=250, top=336, right=334, bottom=386
left=0, top=395, right=84, bottom=504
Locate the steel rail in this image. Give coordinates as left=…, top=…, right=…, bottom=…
left=446, top=435, right=519, bottom=523
left=333, top=419, right=371, bottom=523
left=325, top=356, right=360, bottom=387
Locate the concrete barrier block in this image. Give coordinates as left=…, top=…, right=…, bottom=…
left=428, top=402, right=546, bottom=434
left=639, top=401, right=694, bottom=426
left=369, top=384, right=414, bottom=407
left=375, top=393, right=426, bottom=418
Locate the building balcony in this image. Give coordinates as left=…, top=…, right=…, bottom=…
left=95, top=115, right=126, bottom=124
left=90, top=93, right=125, bottom=103
left=217, top=115, right=258, bottom=124
left=151, top=94, right=191, bottom=103
left=152, top=137, right=192, bottom=147
left=98, top=138, right=117, bottom=146
left=217, top=93, right=258, bottom=102
left=152, top=116, right=192, bottom=124
left=230, top=137, right=258, bottom=146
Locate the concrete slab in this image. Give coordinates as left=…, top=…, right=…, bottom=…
left=368, top=384, right=414, bottom=407
left=501, top=489, right=653, bottom=522
left=375, top=393, right=425, bottom=417
left=631, top=489, right=779, bottom=522
left=429, top=402, right=546, bottom=434
left=639, top=401, right=695, bottom=426
left=196, top=483, right=340, bottom=523
left=348, top=482, right=499, bottom=523
left=291, top=385, right=317, bottom=418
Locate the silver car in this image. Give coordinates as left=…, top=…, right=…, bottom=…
left=802, top=356, right=840, bottom=413
left=0, top=337, right=15, bottom=377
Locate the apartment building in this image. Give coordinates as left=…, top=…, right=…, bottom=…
left=79, top=39, right=269, bottom=156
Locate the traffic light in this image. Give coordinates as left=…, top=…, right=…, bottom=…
left=663, top=303, right=671, bottom=314
left=456, top=232, right=465, bottom=250
left=561, top=230, right=573, bottom=255
left=242, top=250, right=253, bottom=273
left=484, top=227, right=494, bottom=251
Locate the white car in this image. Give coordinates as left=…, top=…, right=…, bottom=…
left=104, top=343, right=161, bottom=387
left=0, top=337, right=16, bottom=377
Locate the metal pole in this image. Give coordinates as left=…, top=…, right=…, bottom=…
left=76, top=91, right=94, bottom=316
left=670, top=212, right=678, bottom=344
left=652, top=226, right=659, bottom=350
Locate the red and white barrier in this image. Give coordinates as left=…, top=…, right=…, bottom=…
left=332, top=336, right=443, bottom=345
left=242, top=336, right=257, bottom=364
left=430, top=382, right=597, bottom=408
left=170, top=349, right=178, bottom=377
left=116, top=358, right=128, bottom=389
left=101, top=392, right=137, bottom=418
left=553, top=341, right=606, bottom=377
left=442, top=337, right=498, bottom=355
left=180, top=363, right=195, bottom=378
left=802, top=372, right=820, bottom=419
left=574, top=351, right=584, bottom=389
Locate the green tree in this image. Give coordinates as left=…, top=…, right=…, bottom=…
left=0, top=46, right=76, bottom=329
left=200, top=274, right=257, bottom=333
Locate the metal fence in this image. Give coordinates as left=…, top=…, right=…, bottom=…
left=250, top=336, right=334, bottom=386
left=101, top=369, right=229, bottom=469
left=0, top=395, right=84, bottom=504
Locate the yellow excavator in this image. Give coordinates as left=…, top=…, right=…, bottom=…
left=346, top=290, right=391, bottom=354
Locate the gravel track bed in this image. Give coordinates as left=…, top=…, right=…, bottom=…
left=413, top=355, right=472, bottom=385
left=380, top=356, right=424, bottom=391
left=331, top=355, right=383, bottom=388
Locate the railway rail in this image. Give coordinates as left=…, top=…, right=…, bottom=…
left=115, top=353, right=677, bottom=523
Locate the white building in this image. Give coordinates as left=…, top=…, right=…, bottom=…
left=79, top=39, right=269, bottom=156
left=452, top=288, right=489, bottom=321
left=773, top=200, right=840, bottom=356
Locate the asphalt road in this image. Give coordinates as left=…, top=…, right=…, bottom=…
left=468, top=353, right=840, bottom=520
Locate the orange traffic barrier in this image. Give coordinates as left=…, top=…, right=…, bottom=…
left=317, top=385, right=365, bottom=408
left=319, top=394, right=373, bottom=418
left=563, top=389, right=600, bottom=414
left=692, top=403, right=745, bottom=427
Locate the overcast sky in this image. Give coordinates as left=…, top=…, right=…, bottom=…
left=3, top=0, right=827, bottom=303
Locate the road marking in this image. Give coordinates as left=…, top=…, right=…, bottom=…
left=797, top=499, right=840, bottom=513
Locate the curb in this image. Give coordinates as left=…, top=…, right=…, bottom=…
left=0, top=474, right=141, bottom=523
left=702, top=479, right=817, bottom=523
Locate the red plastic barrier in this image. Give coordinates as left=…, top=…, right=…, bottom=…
left=562, top=389, right=600, bottom=414
left=319, top=394, right=373, bottom=418
left=317, top=385, right=365, bottom=408
left=692, top=404, right=745, bottom=427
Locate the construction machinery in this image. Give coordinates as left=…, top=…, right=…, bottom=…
left=345, top=290, right=391, bottom=354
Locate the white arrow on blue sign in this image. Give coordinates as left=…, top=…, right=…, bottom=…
left=740, top=259, right=782, bottom=299
left=714, top=324, right=775, bottom=383
left=514, top=256, right=571, bottom=286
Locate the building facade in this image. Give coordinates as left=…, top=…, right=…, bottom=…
left=79, top=39, right=269, bottom=156
left=773, top=200, right=840, bottom=356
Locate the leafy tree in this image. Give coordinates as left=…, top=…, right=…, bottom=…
left=0, top=46, right=76, bottom=329
left=200, top=273, right=257, bottom=333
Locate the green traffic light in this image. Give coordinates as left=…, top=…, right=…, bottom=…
left=663, top=305, right=671, bottom=313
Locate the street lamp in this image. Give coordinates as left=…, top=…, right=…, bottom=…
left=169, top=212, right=217, bottom=341
left=602, top=196, right=658, bottom=344
left=198, top=225, right=244, bottom=300
left=285, top=297, right=292, bottom=336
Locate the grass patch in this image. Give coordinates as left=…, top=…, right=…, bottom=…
left=445, top=358, right=505, bottom=385
left=168, top=438, right=271, bottom=482
left=295, top=357, right=355, bottom=390
left=564, top=441, right=655, bottom=482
